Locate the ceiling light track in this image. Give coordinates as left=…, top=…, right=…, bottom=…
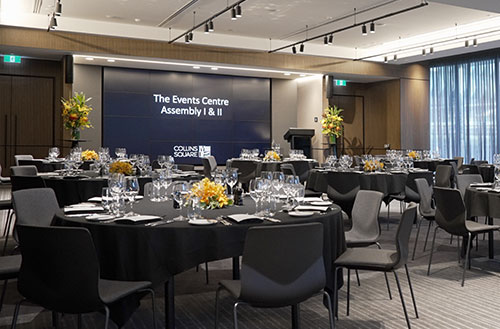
left=158, top=0, right=200, bottom=27
left=169, top=0, right=247, bottom=44
left=269, top=1, right=428, bottom=54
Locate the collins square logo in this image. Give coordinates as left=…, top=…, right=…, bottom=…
left=173, top=145, right=211, bottom=158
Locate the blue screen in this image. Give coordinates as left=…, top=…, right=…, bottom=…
left=102, top=67, right=271, bottom=165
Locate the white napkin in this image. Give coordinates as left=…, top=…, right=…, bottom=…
left=294, top=205, right=330, bottom=212
left=226, top=214, right=263, bottom=223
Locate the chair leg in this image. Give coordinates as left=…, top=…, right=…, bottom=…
left=139, top=288, right=156, bottom=329
left=462, top=233, right=472, bottom=287
left=411, top=216, right=424, bottom=260
left=404, top=265, right=418, bottom=319
left=387, top=202, right=390, bottom=231
left=333, top=267, right=338, bottom=319
left=393, top=271, right=411, bottom=329
left=346, top=269, right=350, bottom=316
left=355, top=269, right=361, bottom=286
left=449, top=234, right=453, bottom=244
left=2, top=211, right=14, bottom=256
left=457, top=236, right=461, bottom=264
left=10, top=299, right=25, bottom=329
left=233, top=302, right=242, bottom=329
left=376, top=243, right=392, bottom=299
left=291, top=304, right=301, bottom=329
left=423, top=221, right=433, bottom=252
left=323, top=291, right=335, bottom=329
left=2, top=209, right=11, bottom=237
left=0, top=279, right=8, bottom=313
left=205, top=262, right=209, bottom=284
left=427, top=226, right=439, bottom=276
left=52, top=311, right=59, bottom=329
left=104, top=305, right=110, bottom=329
left=215, top=285, right=222, bottom=329
left=77, top=314, right=82, bottom=329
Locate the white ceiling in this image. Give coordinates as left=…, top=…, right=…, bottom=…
left=1, top=0, right=500, bottom=73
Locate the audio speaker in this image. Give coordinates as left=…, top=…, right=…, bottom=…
left=326, top=75, right=334, bottom=99
left=64, top=55, right=73, bottom=84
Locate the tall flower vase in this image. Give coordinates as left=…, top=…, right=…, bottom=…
left=329, top=135, right=337, bottom=157
left=71, top=128, right=80, bottom=148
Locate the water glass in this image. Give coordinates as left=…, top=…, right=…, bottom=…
left=101, top=187, right=112, bottom=214
left=187, top=196, right=202, bottom=220
left=172, top=181, right=189, bottom=221
left=125, top=177, right=139, bottom=215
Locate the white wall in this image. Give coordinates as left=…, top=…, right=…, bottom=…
left=73, top=64, right=102, bottom=151
left=271, top=79, right=298, bottom=157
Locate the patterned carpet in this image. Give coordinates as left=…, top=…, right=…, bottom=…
left=0, top=192, right=499, bottom=328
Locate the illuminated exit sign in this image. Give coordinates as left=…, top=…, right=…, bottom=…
left=3, top=55, right=21, bottom=64
left=335, top=79, right=347, bottom=86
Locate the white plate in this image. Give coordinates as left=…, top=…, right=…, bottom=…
left=310, top=201, right=333, bottom=206
left=288, top=211, right=314, bottom=217
left=188, top=219, right=218, bottom=226
left=86, top=214, right=115, bottom=221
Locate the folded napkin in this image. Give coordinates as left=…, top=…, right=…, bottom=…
left=294, top=205, right=330, bottom=212
left=114, top=215, right=162, bottom=224
left=470, top=183, right=493, bottom=187
left=64, top=205, right=104, bottom=213
left=297, top=197, right=324, bottom=203
left=226, top=214, right=263, bottom=223
left=88, top=195, right=143, bottom=202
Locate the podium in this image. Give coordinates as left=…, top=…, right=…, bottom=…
left=283, top=128, right=315, bottom=158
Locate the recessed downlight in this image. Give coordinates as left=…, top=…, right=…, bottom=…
left=107, top=59, right=115, bottom=62
left=193, top=66, right=201, bottom=69
left=85, top=57, right=94, bottom=61
left=211, top=67, right=218, bottom=70
left=284, top=73, right=291, bottom=76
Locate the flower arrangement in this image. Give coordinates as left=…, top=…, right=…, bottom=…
left=408, top=151, right=418, bottom=160
left=264, top=150, right=280, bottom=161
left=364, top=160, right=384, bottom=172
left=188, top=178, right=233, bottom=209
left=61, top=92, right=93, bottom=140
left=81, top=149, right=99, bottom=161
left=109, top=161, right=133, bottom=175
left=321, top=105, right=344, bottom=140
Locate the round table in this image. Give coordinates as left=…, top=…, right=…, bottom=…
left=55, top=197, right=345, bottom=329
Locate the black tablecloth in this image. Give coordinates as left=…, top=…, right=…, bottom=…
left=414, top=159, right=456, bottom=172
left=55, top=197, right=345, bottom=327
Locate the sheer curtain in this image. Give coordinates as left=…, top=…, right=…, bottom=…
left=430, top=56, right=498, bottom=163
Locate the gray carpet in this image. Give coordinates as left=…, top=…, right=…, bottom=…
left=0, top=200, right=500, bottom=328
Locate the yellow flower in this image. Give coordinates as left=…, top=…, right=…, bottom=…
left=408, top=151, right=418, bottom=160
left=264, top=151, right=280, bottom=161
left=321, top=105, right=344, bottom=138
left=81, top=150, right=99, bottom=161
left=187, top=178, right=232, bottom=209
left=109, top=161, right=133, bottom=175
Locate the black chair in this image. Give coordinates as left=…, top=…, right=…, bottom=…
left=428, top=187, right=500, bottom=286
left=13, top=155, right=33, bottom=166
left=0, top=164, right=10, bottom=184
left=456, top=174, right=483, bottom=198
left=326, top=172, right=360, bottom=217
left=0, top=254, right=21, bottom=312
left=176, top=164, right=195, bottom=171
left=12, top=225, right=156, bottom=329
left=280, top=163, right=297, bottom=176
left=412, top=178, right=436, bottom=260
left=283, top=160, right=313, bottom=183
left=230, top=160, right=261, bottom=190
left=201, top=156, right=217, bottom=178
left=435, top=165, right=452, bottom=188
left=333, top=205, right=419, bottom=329
left=215, top=223, right=334, bottom=329
left=10, top=166, right=38, bottom=176
left=17, top=160, right=46, bottom=172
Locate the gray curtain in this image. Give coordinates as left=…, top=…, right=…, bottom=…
left=430, top=56, right=498, bottom=163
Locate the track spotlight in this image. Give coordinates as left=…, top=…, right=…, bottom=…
left=430, top=47, right=434, bottom=54
left=299, top=43, right=304, bottom=52
left=465, top=40, right=469, bottom=47
left=55, top=0, right=62, bottom=16
left=384, top=56, right=388, bottom=63
left=422, top=49, right=426, bottom=56
left=324, top=36, right=328, bottom=45
left=204, top=23, right=209, bottom=34
left=473, top=38, right=478, bottom=47
left=209, top=20, right=214, bottom=32
left=393, top=54, right=397, bottom=61
left=292, top=46, right=297, bottom=54
left=328, top=34, right=334, bottom=44
left=231, top=7, right=237, bottom=20
left=185, top=34, right=190, bottom=43
left=370, top=22, right=375, bottom=33
left=189, top=31, right=193, bottom=41
left=236, top=5, right=242, bottom=18
left=362, top=24, right=367, bottom=36
left=49, top=14, right=57, bottom=30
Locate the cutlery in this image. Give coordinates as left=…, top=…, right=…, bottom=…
left=145, top=220, right=175, bottom=227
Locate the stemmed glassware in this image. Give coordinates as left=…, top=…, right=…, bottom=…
left=172, top=181, right=190, bottom=221
left=108, top=173, right=125, bottom=215
left=115, top=148, right=127, bottom=159
left=125, top=177, right=139, bottom=215
left=272, top=171, right=285, bottom=193
left=166, top=156, right=175, bottom=171
left=157, top=155, right=167, bottom=169
left=225, top=168, right=238, bottom=196
left=48, top=147, right=60, bottom=161
left=249, top=178, right=263, bottom=215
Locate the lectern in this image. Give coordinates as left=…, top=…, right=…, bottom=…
left=283, top=128, right=315, bottom=158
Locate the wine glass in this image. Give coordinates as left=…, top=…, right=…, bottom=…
left=283, top=175, right=297, bottom=208
left=166, top=156, right=175, bottom=170
left=172, top=181, right=189, bottom=221
left=115, top=147, right=127, bottom=159
left=249, top=178, right=263, bottom=215
left=101, top=187, right=112, bottom=214
left=125, top=177, right=140, bottom=215
left=272, top=171, right=285, bottom=194
left=226, top=168, right=238, bottom=196
left=157, top=155, right=167, bottom=169
left=108, top=173, right=125, bottom=215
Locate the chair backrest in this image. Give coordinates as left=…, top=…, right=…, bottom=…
left=14, top=155, right=33, bottom=166
left=16, top=225, right=102, bottom=314
left=350, top=190, right=384, bottom=242
left=230, top=160, right=259, bottom=185
left=18, top=160, right=45, bottom=172
left=435, top=165, right=452, bottom=188
left=201, top=156, right=217, bottom=178
left=240, top=223, right=325, bottom=307
left=176, top=164, right=195, bottom=171
left=10, top=176, right=46, bottom=192
left=280, top=163, right=297, bottom=176
left=404, top=172, right=433, bottom=203
left=414, top=178, right=434, bottom=218
left=453, top=156, right=464, bottom=171
left=12, top=188, right=59, bottom=228
left=11, top=165, right=38, bottom=176
left=456, top=174, right=483, bottom=197
left=283, top=161, right=312, bottom=183
left=472, top=160, right=488, bottom=166
left=393, top=204, right=417, bottom=269
left=433, top=187, right=468, bottom=236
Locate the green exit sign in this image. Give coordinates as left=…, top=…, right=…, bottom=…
left=3, top=55, right=21, bottom=64
left=335, top=79, right=347, bottom=86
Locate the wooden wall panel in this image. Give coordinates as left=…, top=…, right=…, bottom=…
left=400, top=78, right=430, bottom=149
